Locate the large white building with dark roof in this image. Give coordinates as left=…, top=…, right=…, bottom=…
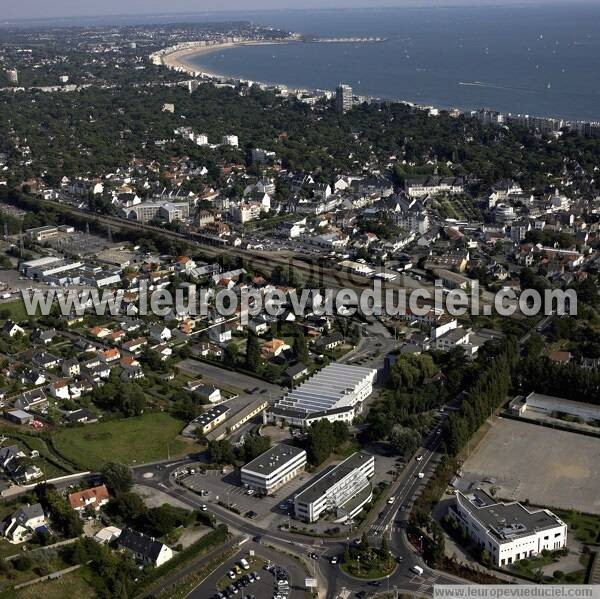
left=241, top=443, right=307, bottom=494
left=451, top=489, right=567, bottom=567
left=267, top=363, right=377, bottom=427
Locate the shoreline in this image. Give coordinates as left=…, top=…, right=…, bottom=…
left=160, top=39, right=295, bottom=79
left=157, top=41, right=600, bottom=129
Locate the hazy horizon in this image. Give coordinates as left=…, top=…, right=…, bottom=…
left=2, top=0, right=590, bottom=23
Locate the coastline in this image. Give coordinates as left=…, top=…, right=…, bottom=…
left=157, top=40, right=600, bottom=131
left=160, top=40, right=295, bottom=79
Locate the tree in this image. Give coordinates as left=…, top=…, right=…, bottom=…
left=361, top=531, right=370, bottom=550
left=101, top=462, right=133, bottom=495
left=224, top=342, right=239, bottom=367
left=245, top=333, right=261, bottom=372
left=240, top=434, right=271, bottom=463
left=293, top=331, right=309, bottom=364
left=207, top=440, right=235, bottom=465
left=107, top=491, right=146, bottom=523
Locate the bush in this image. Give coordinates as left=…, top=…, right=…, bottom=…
left=14, top=554, right=33, bottom=571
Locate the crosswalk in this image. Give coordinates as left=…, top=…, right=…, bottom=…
left=411, top=573, right=439, bottom=596
left=367, top=523, right=404, bottom=535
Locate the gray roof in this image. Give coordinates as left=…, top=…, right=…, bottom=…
left=242, top=444, right=306, bottom=476
left=295, top=452, right=373, bottom=505
left=118, top=528, right=166, bottom=562
left=456, top=490, right=564, bottom=543
left=15, top=503, right=44, bottom=525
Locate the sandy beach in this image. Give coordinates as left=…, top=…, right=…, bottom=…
left=161, top=40, right=293, bottom=78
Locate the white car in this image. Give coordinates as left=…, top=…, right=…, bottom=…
left=416, top=455, right=423, bottom=462
left=246, top=489, right=255, bottom=496
left=387, top=496, right=395, bottom=504
left=330, top=556, right=338, bottom=564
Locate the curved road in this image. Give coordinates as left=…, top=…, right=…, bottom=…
left=132, top=427, right=466, bottom=597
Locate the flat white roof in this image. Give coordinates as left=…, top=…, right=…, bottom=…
left=274, top=363, right=376, bottom=415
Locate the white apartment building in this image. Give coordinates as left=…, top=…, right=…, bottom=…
left=451, top=490, right=567, bottom=567
left=241, top=444, right=307, bottom=494
left=294, top=452, right=375, bottom=523
left=222, top=135, right=239, bottom=147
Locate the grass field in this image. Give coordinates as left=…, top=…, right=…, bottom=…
left=0, top=299, right=30, bottom=323
left=53, top=413, right=193, bottom=469
left=13, top=568, right=96, bottom=599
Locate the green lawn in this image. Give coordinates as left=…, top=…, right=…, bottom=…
left=12, top=567, right=96, bottom=599
left=52, top=413, right=193, bottom=469
left=554, top=509, right=600, bottom=545
left=0, top=299, right=31, bottom=323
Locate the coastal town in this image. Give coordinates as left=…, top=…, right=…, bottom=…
left=0, top=16, right=599, bottom=599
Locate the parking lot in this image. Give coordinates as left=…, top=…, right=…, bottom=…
left=461, top=417, right=600, bottom=514
left=188, top=541, right=307, bottom=599
left=179, top=468, right=311, bottom=521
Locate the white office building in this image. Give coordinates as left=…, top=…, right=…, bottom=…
left=294, top=452, right=375, bottom=523
left=267, top=364, right=377, bottom=427
left=451, top=490, right=567, bottom=567
left=241, top=444, right=307, bottom=494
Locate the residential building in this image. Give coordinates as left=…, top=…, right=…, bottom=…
left=2, top=320, right=24, bottom=338
left=450, top=490, right=567, bottom=567
left=117, top=528, right=173, bottom=567
left=294, top=452, right=375, bottom=523
left=335, top=84, right=353, bottom=114
left=68, top=484, right=110, bottom=512
left=1, top=504, right=46, bottom=544
left=241, top=444, right=307, bottom=494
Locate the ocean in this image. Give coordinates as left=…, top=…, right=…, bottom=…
left=187, top=4, right=600, bottom=122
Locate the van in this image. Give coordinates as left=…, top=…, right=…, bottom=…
left=417, top=472, right=425, bottom=479
left=239, top=558, right=250, bottom=570
left=411, top=565, right=424, bottom=576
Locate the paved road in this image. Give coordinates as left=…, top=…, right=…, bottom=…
left=131, top=424, right=467, bottom=598
left=177, top=358, right=284, bottom=400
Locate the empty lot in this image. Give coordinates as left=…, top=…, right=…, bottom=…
left=461, top=417, right=600, bottom=514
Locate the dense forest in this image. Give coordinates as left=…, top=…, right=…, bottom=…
left=3, top=81, right=600, bottom=195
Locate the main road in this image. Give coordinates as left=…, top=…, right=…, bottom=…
left=131, top=417, right=467, bottom=598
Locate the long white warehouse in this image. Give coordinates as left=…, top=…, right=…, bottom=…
left=267, top=363, right=377, bottom=427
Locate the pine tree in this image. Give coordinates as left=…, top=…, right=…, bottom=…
left=293, top=330, right=309, bottom=364
left=245, top=333, right=261, bottom=372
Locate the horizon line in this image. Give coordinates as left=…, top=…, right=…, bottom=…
left=1, top=1, right=594, bottom=27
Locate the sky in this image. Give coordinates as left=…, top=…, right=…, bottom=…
left=2, top=0, right=581, bottom=22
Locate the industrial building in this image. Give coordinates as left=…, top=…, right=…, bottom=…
left=509, top=392, right=600, bottom=424
left=204, top=398, right=268, bottom=441
left=182, top=405, right=230, bottom=438
left=450, top=489, right=567, bottom=567
left=294, top=452, right=374, bottom=523
left=241, top=444, right=307, bottom=494
left=267, top=364, right=377, bottom=427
